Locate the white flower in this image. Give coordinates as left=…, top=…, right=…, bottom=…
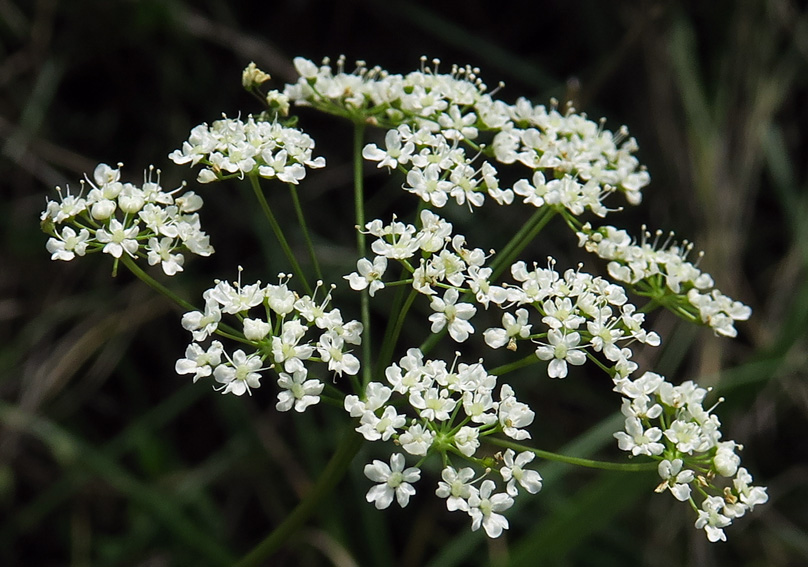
left=714, top=441, right=742, bottom=477
left=276, top=369, right=324, bottom=412
left=181, top=298, right=221, bottom=341
left=439, top=105, right=478, bottom=140
left=695, top=496, right=732, bottom=542
left=436, top=466, right=475, bottom=512
left=664, top=419, right=706, bottom=454
left=345, top=256, right=387, bottom=296
left=614, top=417, right=664, bottom=456
left=265, top=282, right=296, bottom=315
left=293, top=56, right=319, bottom=79
left=428, top=287, right=476, bottom=342
left=96, top=219, right=140, bottom=258
left=364, top=453, right=421, bottom=509
left=243, top=318, right=271, bottom=341
left=175, top=341, right=223, bottom=382
left=362, top=127, right=415, bottom=169
left=207, top=279, right=265, bottom=315
left=409, top=387, right=456, bottom=422
left=398, top=423, right=435, bottom=456
left=453, top=425, right=480, bottom=457
left=733, top=467, right=768, bottom=511
left=500, top=449, right=543, bottom=496
left=146, top=237, right=185, bottom=276
left=357, top=406, right=406, bottom=441
left=405, top=164, right=452, bottom=207
left=42, top=193, right=85, bottom=224
left=271, top=320, right=315, bottom=373
left=344, top=382, right=392, bottom=417
left=46, top=226, right=91, bottom=261
left=169, top=116, right=324, bottom=183
left=513, top=170, right=548, bottom=207
left=317, top=333, right=360, bottom=376
left=368, top=218, right=421, bottom=260
left=498, top=384, right=534, bottom=440
left=213, top=349, right=265, bottom=396
left=467, top=480, right=513, bottom=538
left=534, top=329, right=587, bottom=378
left=541, top=297, right=585, bottom=330
left=466, top=266, right=510, bottom=307
left=655, top=459, right=694, bottom=502
left=461, top=390, right=497, bottom=425
left=484, top=309, right=532, bottom=350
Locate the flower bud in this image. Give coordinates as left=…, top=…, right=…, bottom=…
left=242, top=62, right=271, bottom=89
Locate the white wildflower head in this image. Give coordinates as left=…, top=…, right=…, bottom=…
left=41, top=164, right=213, bottom=274
left=364, top=453, right=421, bottom=510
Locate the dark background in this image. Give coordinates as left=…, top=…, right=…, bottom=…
left=1, top=1, right=807, bottom=565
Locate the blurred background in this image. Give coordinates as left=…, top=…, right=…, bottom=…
left=1, top=0, right=807, bottom=565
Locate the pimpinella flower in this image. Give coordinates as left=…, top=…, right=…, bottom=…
left=362, top=126, right=415, bottom=169
left=345, top=256, right=387, bottom=297
left=467, top=479, right=513, bottom=538
left=96, top=219, right=140, bottom=259
left=695, top=496, right=732, bottom=542
left=428, top=287, right=476, bottom=342
left=213, top=349, right=267, bottom=396
left=46, top=226, right=91, bottom=261
left=657, top=459, right=695, bottom=502
left=435, top=466, right=476, bottom=512
left=364, top=453, right=421, bottom=510
left=534, top=329, right=587, bottom=379
left=41, top=163, right=214, bottom=275
left=169, top=115, right=325, bottom=184
left=500, top=449, right=543, bottom=497
left=275, top=369, right=324, bottom=412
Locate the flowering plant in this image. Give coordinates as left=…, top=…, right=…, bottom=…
left=40, top=56, right=767, bottom=562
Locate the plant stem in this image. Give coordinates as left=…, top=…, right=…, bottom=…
left=486, top=437, right=658, bottom=472
left=353, top=122, right=372, bottom=390
left=288, top=183, right=323, bottom=282
left=490, top=207, right=556, bottom=280
left=376, top=288, right=418, bottom=378
left=120, top=254, right=243, bottom=338
left=489, top=353, right=540, bottom=376
left=233, top=428, right=363, bottom=567
left=120, top=255, right=196, bottom=312
left=249, top=175, right=312, bottom=296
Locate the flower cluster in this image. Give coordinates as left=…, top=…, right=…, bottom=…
left=363, top=125, right=511, bottom=209
left=169, top=114, right=325, bottom=184
left=41, top=56, right=767, bottom=547
left=488, top=261, right=661, bottom=379
left=285, top=56, right=650, bottom=216
left=578, top=224, right=752, bottom=337
left=346, top=209, right=488, bottom=341
left=613, top=371, right=768, bottom=542
left=492, top=102, right=650, bottom=208
left=348, top=208, right=661, bottom=380
left=41, top=163, right=213, bottom=275
left=177, top=271, right=362, bottom=408
left=348, top=349, right=542, bottom=537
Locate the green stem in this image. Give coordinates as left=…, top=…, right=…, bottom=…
left=120, top=255, right=196, bottom=312
left=287, top=183, right=323, bottom=282
left=490, top=207, right=556, bottom=280
left=120, top=255, right=243, bottom=338
left=487, top=437, right=658, bottom=472
left=489, top=352, right=540, bottom=376
left=234, top=428, right=363, bottom=567
left=353, top=122, right=372, bottom=389
left=376, top=288, right=418, bottom=378
left=249, top=175, right=312, bottom=296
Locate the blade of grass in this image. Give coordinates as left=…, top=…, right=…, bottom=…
left=0, top=400, right=234, bottom=566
